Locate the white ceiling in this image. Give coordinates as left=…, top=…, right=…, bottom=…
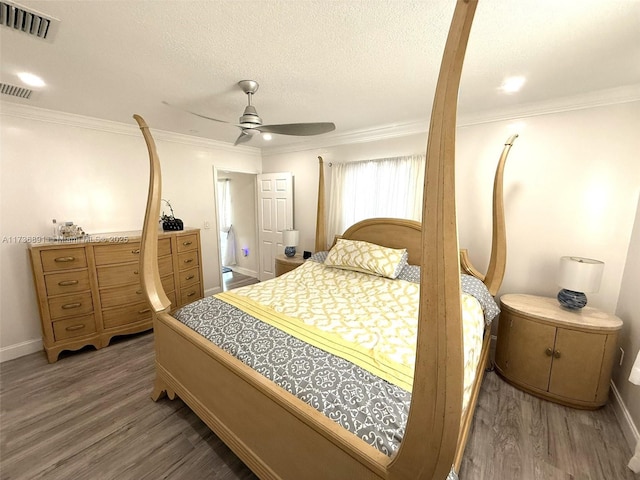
left=1, top=0, right=639, bottom=150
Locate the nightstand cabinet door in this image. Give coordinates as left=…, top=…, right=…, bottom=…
left=548, top=328, right=605, bottom=402
left=496, top=312, right=555, bottom=392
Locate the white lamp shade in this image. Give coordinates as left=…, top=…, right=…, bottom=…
left=283, top=230, right=299, bottom=247
left=557, top=256, right=604, bottom=293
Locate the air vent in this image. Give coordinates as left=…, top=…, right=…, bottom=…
left=0, top=0, right=59, bottom=42
left=1, top=82, right=33, bottom=99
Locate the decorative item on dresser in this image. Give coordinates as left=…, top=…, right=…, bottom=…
left=274, top=253, right=304, bottom=277
left=495, top=293, right=622, bottom=409
left=28, top=229, right=203, bottom=363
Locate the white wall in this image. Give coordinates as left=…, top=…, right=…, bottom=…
left=613, top=195, right=640, bottom=445
left=263, top=101, right=640, bottom=315
left=0, top=104, right=261, bottom=361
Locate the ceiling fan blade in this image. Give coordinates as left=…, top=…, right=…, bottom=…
left=257, top=122, right=336, bottom=136
left=162, top=101, right=230, bottom=124
left=233, top=131, right=253, bottom=146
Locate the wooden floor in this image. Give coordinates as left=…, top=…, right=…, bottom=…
left=1, top=333, right=637, bottom=480
left=222, top=270, right=259, bottom=291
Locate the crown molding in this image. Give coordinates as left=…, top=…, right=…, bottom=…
left=0, top=102, right=261, bottom=156
left=262, top=84, right=640, bottom=156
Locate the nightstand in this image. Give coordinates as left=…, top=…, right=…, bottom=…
left=275, top=254, right=304, bottom=277
left=495, top=294, right=622, bottom=409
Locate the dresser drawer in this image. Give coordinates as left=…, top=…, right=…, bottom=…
left=100, top=274, right=175, bottom=308
left=45, top=270, right=91, bottom=296
left=48, top=292, right=94, bottom=320
left=179, top=266, right=201, bottom=288
left=177, top=234, right=198, bottom=253
left=179, top=283, right=202, bottom=306
left=96, top=254, right=173, bottom=287
left=53, top=314, right=96, bottom=341
left=94, top=238, right=172, bottom=266
left=41, top=248, right=87, bottom=272
left=178, top=250, right=199, bottom=270
left=102, top=291, right=177, bottom=329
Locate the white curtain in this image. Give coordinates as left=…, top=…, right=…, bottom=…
left=327, top=155, right=425, bottom=246
left=218, top=179, right=237, bottom=266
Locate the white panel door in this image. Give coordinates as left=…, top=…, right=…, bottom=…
left=257, top=172, right=293, bottom=280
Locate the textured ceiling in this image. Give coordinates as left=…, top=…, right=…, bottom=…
left=1, top=0, right=639, bottom=149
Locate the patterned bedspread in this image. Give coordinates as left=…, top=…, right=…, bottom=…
left=173, top=260, right=498, bottom=456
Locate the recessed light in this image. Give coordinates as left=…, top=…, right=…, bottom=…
left=500, top=76, right=525, bottom=94
left=262, top=133, right=273, bottom=141
left=17, top=72, right=46, bottom=88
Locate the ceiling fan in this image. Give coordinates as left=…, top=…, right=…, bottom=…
left=165, top=80, right=336, bottom=146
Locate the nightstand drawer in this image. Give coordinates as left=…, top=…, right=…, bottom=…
left=48, top=292, right=93, bottom=320
left=41, top=248, right=87, bottom=272
left=53, top=315, right=96, bottom=341
left=45, top=270, right=91, bottom=296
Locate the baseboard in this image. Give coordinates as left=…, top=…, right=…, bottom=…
left=610, top=381, right=640, bottom=450
left=205, top=286, right=221, bottom=297
left=0, top=338, right=43, bottom=363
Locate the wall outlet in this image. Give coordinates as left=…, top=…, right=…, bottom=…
left=242, top=247, right=249, bottom=257
left=204, top=221, right=211, bottom=229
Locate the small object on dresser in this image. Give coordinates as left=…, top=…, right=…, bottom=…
left=161, top=199, right=183, bottom=231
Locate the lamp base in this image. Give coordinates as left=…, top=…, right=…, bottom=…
left=557, top=289, right=587, bottom=309
left=284, top=246, right=296, bottom=258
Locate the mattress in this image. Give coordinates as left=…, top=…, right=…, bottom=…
left=173, top=259, right=498, bottom=456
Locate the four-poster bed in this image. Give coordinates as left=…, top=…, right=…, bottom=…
left=134, top=1, right=516, bottom=478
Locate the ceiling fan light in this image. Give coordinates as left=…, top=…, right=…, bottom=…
left=262, top=133, right=272, bottom=141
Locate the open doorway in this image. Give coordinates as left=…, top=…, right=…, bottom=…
left=215, top=170, right=260, bottom=291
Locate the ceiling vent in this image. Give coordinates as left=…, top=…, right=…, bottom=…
left=0, top=0, right=59, bottom=42
left=1, top=82, right=33, bottom=99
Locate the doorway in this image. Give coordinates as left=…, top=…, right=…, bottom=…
left=215, top=170, right=259, bottom=291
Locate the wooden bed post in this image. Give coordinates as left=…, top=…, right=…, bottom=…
left=133, top=114, right=171, bottom=314
left=389, top=1, right=478, bottom=479
left=315, top=156, right=327, bottom=252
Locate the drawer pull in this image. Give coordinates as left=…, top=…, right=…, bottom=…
left=54, top=256, right=75, bottom=263
left=131, top=249, right=141, bottom=254
left=138, top=308, right=151, bottom=314
left=58, top=280, right=79, bottom=286
left=65, top=324, right=85, bottom=332
left=183, top=259, right=194, bottom=264
left=185, top=274, right=195, bottom=280
left=182, top=241, right=193, bottom=246
left=133, top=270, right=139, bottom=275
left=545, top=347, right=553, bottom=356
left=61, top=302, right=82, bottom=310
left=187, top=291, right=196, bottom=297
left=136, top=290, right=143, bottom=295
left=553, top=350, right=561, bottom=359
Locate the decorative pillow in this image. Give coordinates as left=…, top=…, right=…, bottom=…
left=309, top=251, right=329, bottom=263
left=397, top=264, right=421, bottom=283
left=324, top=239, right=408, bottom=279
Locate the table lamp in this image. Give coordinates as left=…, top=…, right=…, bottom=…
left=557, top=256, right=604, bottom=309
left=283, top=230, right=299, bottom=258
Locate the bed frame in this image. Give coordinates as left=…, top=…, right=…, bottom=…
left=134, top=1, right=515, bottom=478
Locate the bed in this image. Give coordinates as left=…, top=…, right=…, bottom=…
left=133, top=1, right=515, bottom=478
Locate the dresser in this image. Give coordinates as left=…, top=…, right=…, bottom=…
left=29, top=228, right=204, bottom=362
left=495, top=294, right=622, bottom=409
